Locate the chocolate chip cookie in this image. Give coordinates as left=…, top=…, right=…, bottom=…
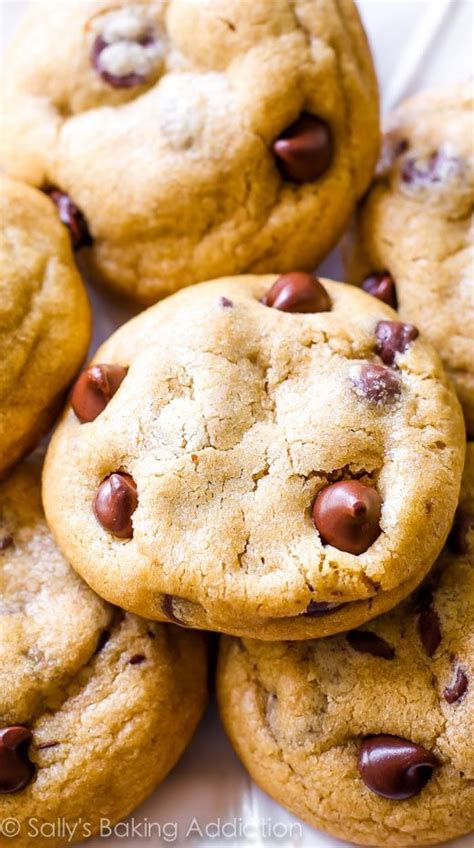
left=346, top=83, right=474, bottom=434
left=217, top=443, right=474, bottom=846
left=0, top=457, right=208, bottom=847
left=1, top=0, right=379, bottom=304
left=42, top=274, right=465, bottom=639
left=0, top=175, right=91, bottom=477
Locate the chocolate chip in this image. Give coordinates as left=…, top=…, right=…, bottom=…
left=443, top=666, right=468, bottom=704
left=261, top=273, right=331, bottom=313
left=347, top=630, right=395, bottom=659
left=91, top=31, right=156, bottom=89
left=376, top=320, right=419, bottom=366
left=312, top=480, right=382, bottom=555
left=303, top=601, right=343, bottom=617
left=448, top=509, right=473, bottom=555
left=46, top=189, right=92, bottom=250
left=162, top=594, right=184, bottom=625
left=362, top=273, right=398, bottom=309
left=273, top=114, right=332, bottom=183
left=417, top=607, right=441, bottom=657
left=219, top=297, right=233, bottom=308
left=351, top=363, right=401, bottom=405
left=358, top=735, right=439, bottom=800
left=129, top=654, right=146, bottom=665
left=93, top=473, right=138, bottom=539
left=71, top=364, right=128, bottom=423
left=401, top=151, right=459, bottom=185
left=0, top=727, right=35, bottom=794
left=0, top=533, right=13, bottom=552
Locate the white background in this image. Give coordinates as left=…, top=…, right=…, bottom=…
left=1, top=2, right=473, bottom=846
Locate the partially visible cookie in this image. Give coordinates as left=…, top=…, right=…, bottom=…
left=0, top=175, right=91, bottom=476
left=0, top=458, right=208, bottom=847
left=346, top=83, right=474, bottom=434
left=43, top=274, right=465, bottom=640
left=217, top=444, right=474, bottom=847
left=1, top=0, right=379, bottom=303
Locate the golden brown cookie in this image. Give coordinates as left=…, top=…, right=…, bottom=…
left=0, top=457, right=208, bottom=847
left=42, top=274, right=465, bottom=639
left=1, top=0, right=379, bottom=303
left=0, top=175, right=91, bottom=476
left=346, top=83, right=474, bottom=434
left=217, top=444, right=474, bottom=846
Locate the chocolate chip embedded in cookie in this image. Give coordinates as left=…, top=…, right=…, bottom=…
left=0, top=458, right=207, bottom=847
left=0, top=175, right=91, bottom=476
left=1, top=0, right=379, bottom=304
left=217, top=444, right=474, bottom=844
left=43, top=275, right=465, bottom=640
left=346, top=82, right=474, bottom=434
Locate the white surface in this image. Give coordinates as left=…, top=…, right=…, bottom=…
left=1, top=2, right=473, bottom=846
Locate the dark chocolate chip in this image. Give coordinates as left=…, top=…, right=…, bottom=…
left=376, top=320, right=419, bottom=366
left=358, top=735, right=439, bottom=800
left=129, top=654, right=146, bottom=665
left=352, top=363, right=401, bottom=405
left=448, top=509, right=473, bottom=556
left=443, top=665, right=468, bottom=704
left=417, top=607, right=441, bottom=657
left=261, top=273, right=331, bottom=313
left=303, top=601, right=343, bottom=617
left=46, top=189, right=92, bottom=250
left=93, top=473, right=138, bottom=539
left=362, top=273, right=398, bottom=309
left=91, top=32, right=155, bottom=88
left=312, top=480, right=382, bottom=555
left=273, top=114, right=333, bottom=183
left=347, top=630, right=395, bottom=659
left=71, top=364, right=128, bottom=423
left=0, top=727, right=35, bottom=794
left=219, top=297, right=233, bottom=308
left=0, top=533, right=13, bottom=552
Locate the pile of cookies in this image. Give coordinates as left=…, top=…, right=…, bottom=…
left=0, top=2, right=472, bottom=846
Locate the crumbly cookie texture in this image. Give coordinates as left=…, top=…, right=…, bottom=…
left=42, top=274, right=465, bottom=640
left=217, top=444, right=474, bottom=847
left=0, top=175, right=91, bottom=476
left=1, top=0, right=379, bottom=304
left=0, top=458, right=208, bottom=847
left=346, top=82, right=474, bottom=434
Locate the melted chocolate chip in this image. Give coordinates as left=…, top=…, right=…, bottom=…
left=46, top=189, right=92, bottom=250
left=0, top=533, right=13, bottom=552
left=376, top=320, right=419, bottom=366
left=91, top=31, right=156, bottom=89
left=347, top=630, right=395, bottom=659
left=362, top=273, right=398, bottom=309
left=93, top=473, right=138, bottom=539
left=303, top=601, right=343, bottom=617
left=312, top=480, right=382, bottom=555
left=448, top=509, right=473, bottom=555
left=417, top=607, right=441, bottom=657
left=261, top=273, right=331, bottom=313
left=352, top=363, right=401, bottom=405
left=358, top=735, right=439, bottom=800
left=0, top=727, right=35, bottom=794
left=443, top=666, right=468, bottom=704
left=129, top=654, right=146, bottom=665
left=273, top=114, right=333, bottom=183
left=71, top=364, right=128, bottom=423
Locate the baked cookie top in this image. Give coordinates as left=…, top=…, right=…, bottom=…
left=0, top=457, right=207, bottom=846
left=0, top=175, right=91, bottom=476
left=1, top=0, right=379, bottom=303
left=346, top=82, right=474, bottom=434
left=217, top=444, right=474, bottom=846
left=43, top=274, right=465, bottom=639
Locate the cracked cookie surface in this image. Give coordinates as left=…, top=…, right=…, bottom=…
left=0, top=457, right=208, bottom=847
left=1, top=0, right=378, bottom=303
left=217, top=444, right=474, bottom=846
left=346, top=83, right=474, bottom=434
left=0, top=175, right=91, bottom=476
left=42, top=275, right=465, bottom=639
